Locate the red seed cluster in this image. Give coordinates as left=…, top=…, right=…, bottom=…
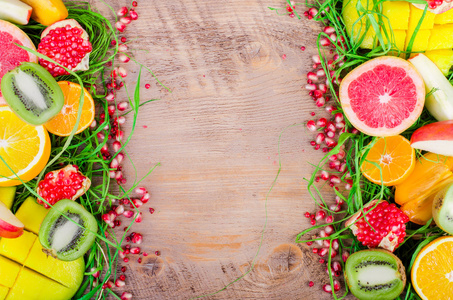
left=353, top=202, right=409, bottom=249
left=427, top=0, right=444, bottom=9
left=38, top=25, right=92, bottom=76
left=37, top=165, right=88, bottom=208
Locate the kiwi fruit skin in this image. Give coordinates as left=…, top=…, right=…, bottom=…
left=0, top=62, right=64, bottom=125
left=433, top=182, right=453, bottom=234
left=344, top=249, right=406, bottom=300
left=38, top=199, right=98, bottom=261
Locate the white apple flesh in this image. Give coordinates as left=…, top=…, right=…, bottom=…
left=411, top=120, right=453, bottom=156
left=0, top=0, right=32, bottom=25
left=0, top=201, right=23, bottom=238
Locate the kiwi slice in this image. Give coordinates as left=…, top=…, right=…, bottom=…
left=0, top=62, right=63, bottom=125
left=345, top=249, right=406, bottom=300
left=39, top=199, right=97, bottom=261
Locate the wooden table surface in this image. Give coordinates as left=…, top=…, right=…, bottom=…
left=92, top=0, right=341, bottom=299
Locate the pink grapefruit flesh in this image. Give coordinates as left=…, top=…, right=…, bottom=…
left=339, top=56, right=425, bottom=137
left=0, top=20, right=37, bottom=105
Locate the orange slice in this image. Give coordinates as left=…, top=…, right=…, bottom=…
left=360, top=135, right=415, bottom=186
left=412, top=236, right=453, bottom=299
left=0, top=106, right=51, bottom=186
left=44, top=81, right=95, bottom=136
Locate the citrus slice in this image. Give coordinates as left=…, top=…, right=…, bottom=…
left=0, top=106, right=51, bottom=186
left=360, top=135, right=415, bottom=186
left=44, top=81, right=95, bottom=136
left=339, top=56, right=425, bottom=136
left=412, top=236, right=453, bottom=300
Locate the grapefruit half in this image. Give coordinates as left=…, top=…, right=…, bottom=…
left=0, top=20, right=37, bottom=106
left=339, top=56, right=425, bottom=137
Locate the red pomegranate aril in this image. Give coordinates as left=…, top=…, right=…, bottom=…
left=307, top=72, right=318, bottom=81
left=318, top=248, right=328, bottom=257
left=120, top=17, right=132, bottom=25
left=309, top=281, right=314, bottom=287
left=132, top=199, right=143, bottom=208
left=130, top=10, right=139, bottom=20
left=118, top=43, right=128, bottom=52
left=132, top=233, right=143, bottom=244
left=116, top=130, right=124, bottom=142
left=117, top=153, right=125, bottom=164
left=333, top=280, right=340, bottom=292
left=117, top=102, right=129, bottom=111
left=342, top=251, right=349, bottom=262
left=110, top=158, right=119, bottom=170
left=325, top=138, right=337, bottom=147
left=115, top=205, right=125, bottom=215
left=315, top=210, right=326, bottom=221
left=312, top=54, right=321, bottom=64
left=119, top=53, right=130, bottom=63
left=329, top=154, right=338, bottom=162
left=305, top=83, right=316, bottom=91
left=135, top=187, right=147, bottom=195
left=326, top=121, right=336, bottom=132
left=323, top=240, right=330, bottom=248
left=320, top=38, right=331, bottom=47
left=325, top=225, right=334, bottom=235
left=316, top=118, right=327, bottom=127
left=312, top=248, right=319, bottom=254
left=331, top=261, right=341, bottom=273
left=336, top=120, right=345, bottom=129
left=310, top=219, right=316, bottom=225
left=310, top=141, right=316, bottom=147
left=130, top=247, right=140, bottom=254
left=323, top=284, right=332, bottom=293
left=116, top=22, right=126, bottom=32
left=334, top=113, right=344, bottom=123
left=326, top=215, right=333, bottom=223
left=121, top=292, right=132, bottom=300
left=326, top=131, right=335, bottom=138
left=316, top=97, right=325, bottom=107
left=115, top=279, right=125, bottom=287
left=320, top=170, right=329, bottom=181
left=134, top=212, right=143, bottom=223
left=118, top=67, right=127, bottom=78
left=117, top=6, right=128, bottom=16
left=307, top=241, right=313, bottom=246
left=306, top=120, right=317, bottom=132
left=324, top=26, right=336, bottom=34
left=123, top=210, right=134, bottom=218
left=316, top=133, right=325, bottom=144
left=304, top=212, right=311, bottom=218
left=105, top=92, right=115, bottom=102
left=330, top=175, right=340, bottom=185
left=318, top=83, right=327, bottom=93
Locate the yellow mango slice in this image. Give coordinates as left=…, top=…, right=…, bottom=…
left=382, top=1, right=410, bottom=30
left=427, top=24, right=453, bottom=50
left=19, top=0, right=68, bottom=26
left=0, top=187, right=15, bottom=209
left=381, top=29, right=406, bottom=53
left=0, top=285, right=8, bottom=300
left=6, top=268, right=73, bottom=300
left=0, top=231, right=36, bottom=264
left=434, top=7, right=453, bottom=24
left=405, top=29, right=431, bottom=52
left=395, top=153, right=453, bottom=205
left=409, top=5, right=436, bottom=30
left=14, top=197, right=48, bottom=235
left=24, top=238, right=84, bottom=289
left=425, top=49, right=453, bottom=75
left=342, top=0, right=377, bottom=49
left=0, top=256, right=20, bottom=288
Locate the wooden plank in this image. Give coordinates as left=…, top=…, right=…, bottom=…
left=90, top=0, right=342, bottom=298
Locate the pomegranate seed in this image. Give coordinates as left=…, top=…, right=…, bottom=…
left=132, top=1, right=138, bottom=6
left=307, top=72, right=318, bottom=81
left=336, top=120, right=345, bottom=129
left=97, top=132, right=105, bottom=140
left=149, top=207, right=155, bottom=214
left=320, top=170, right=329, bottom=181
left=325, top=138, right=337, bottom=147
left=329, top=204, right=341, bottom=212
left=330, top=175, right=340, bottom=185
left=130, top=10, right=138, bottom=20
left=333, top=280, right=341, bottom=292
left=329, top=154, right=338, bottom=162
left=312, top=54, right=321, bottom=64
left=105, top=92, right=115, bottom=102
left=309, top=281, right=314, bottom=287
left=90, top=120, right=97, bottom=129
left=326, top=131, right=335, bottom=138
left=92, top=269, right=100, bottom=278
left=335, top=196, right=345, bottom=205
left=123, top=210, right=134, bottom=218
left=115, top=22, right=126, bottom=32
left=319, top=230, right=328, bottom=238
left=320, top=38, right=331, bottom=47
left=117, top=116, right=126, bottom=125
left=109, top=171, right=116, bottom=178
left=134, top=212, right=143, bottom=223
left=115, top=279, right=125, bottom=287
left=118, top=67, right=127, bottom=78
left=334, top=113, right=344, bottom=123
left=325, top=225, right=334, bottom=235
left=326, top=215, right=333, bottom=223
left=330, top=249, right=337, bottom=258
left=123, top=257, right=129, bottom=263
left=318, top=83, right=327, bottom=93
left=325, top=104, right=335, bottom=113
left=141, top=193, right=150, bottom=203
left=117, top=6, right=128, bottom=16
left=106, top=280, right=114, bottom=289
left=316, top=133, right=325, bottom=144
left=121, top=292, right=132, bottom=300
left=317, top=118, right=327, bottom=127
left=315, top=210, right=326, bottom=221
left=316, top=68, right=326, bottom=77
left=332, top=261, right=341, bottom=272
left=135, top=187, right=147, bottom=195
left=304, top=212, right=311, bottom=218
left=329, top=33, right=337, bottom=42
left=132, top=199, right=143, bottom=208
left=318, top=248, right=328, bottom=257
left=117, top=101, right=128, bottom=111
left=307, top=241, right=313, bottom=246
left=117, top=153, right=125, bottom=164
left=324, top=26, right=336, bottom=34
left=310, top=219, right=316, bottom=225
left=110, top=158, right=119, bottom=169
left=306, top=120, right=316, bottom=132
left=323, top=240, right=330, bottom=248
left=120, top=17, right=132, bottom=25
left=305, top=83, right=316, bottom=91
left=312, top=248, right=319, bottom=254
left=316, top=97, right=325, bottom=107
left=323, top=284, right=332, bottom=293
left=115, top=205, right=125, bottom=215
left=112, top=141, right=122, bottom=153
left=119, top=53, right=130, bottom=63
left=319, top=258, right=325, bottom=263
left=132, top=233, right=143, bottom=244
left=118, top=43, right=128, bottom=52
left=342, top=251, right=349, bottom=262
left=130, top=247, right=141, bottom=254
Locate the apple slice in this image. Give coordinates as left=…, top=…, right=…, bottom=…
left=411, top=120, right=453, bottom=156
left=0, top=0, right=32, bottom=25
left=0, top=201, right=23, bottom=238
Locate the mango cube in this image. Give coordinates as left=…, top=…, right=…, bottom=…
left=381, top=30, right=406, bottom=53
left=382, top=1, right=410, bottom=30
left=0, top=231, right=36, bottom=264
left=342, top=0, right=377, bottom=49
left=405, top=29, right=431, bottom=51
left=427, top=24, right=453, bottom=50
left=0, top=187, right=16, bottom=209
left=0, top=285, right=8, bottom=300
left=425, top=49, right=453, bottom=75
left=434, top=8, right=453, bottom=24
left=409, top=5, right=436, bottom=30
left=14, top=197, right=48, bottom=234
left=0, top=256, right=20, bottom=288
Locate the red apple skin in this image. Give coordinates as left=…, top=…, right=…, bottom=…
left=411, top=120, right=453, bottom=144
left=0, top=219, right=23, bottom=238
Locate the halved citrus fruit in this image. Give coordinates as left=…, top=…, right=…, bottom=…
left=339, top=56, right=425, bottom=136
left=412, top=236, right=453, bottom=299
left=360, top=135, right=415, bottom=186
left=0, top=106, right=51, bottom=186
left=44, top=81, right=95, bottom=136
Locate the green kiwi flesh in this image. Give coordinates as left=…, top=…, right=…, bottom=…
left=345, top=249, right=406, bottom=300
left=0, top=62, right=63, bottom=125
left=39, top=199, right=97, bottom=261
left=433, top=182, right=453, bottom=234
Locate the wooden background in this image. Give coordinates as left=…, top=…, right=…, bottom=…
left=92, top=0, right=345, bottom=299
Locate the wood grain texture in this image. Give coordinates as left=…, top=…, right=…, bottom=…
left=90, top=0, right=347, bottom=299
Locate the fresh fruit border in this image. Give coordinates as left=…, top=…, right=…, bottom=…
left=3, top=1, right=164, bottom=300
left=271, top=0, right=452, bottom=299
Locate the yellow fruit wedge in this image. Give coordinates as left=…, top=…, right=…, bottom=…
left=0, top=256, right=20, bottom=288
left=0, top=230, right=35, bottom=264
left=14, top=197, right=48, bottom=234
left=7, top=268, right=73, bottom=300
left=427, top=24, right=453, bottom=50
left=395, top=153, right=453, bottom=205
left=0, top=187, right=15, bottom=209
left=342, top=0, right=377, bottom=49
left=434, top=7, right=453, bottom=24
left=19, top=0, right=68, bottom=26
left=409, top=5, right=435, bottom=30
left=382, top=1, right=410, bottom=30
left=0, top=285, right=8, bottom=300
left=425, top=49, right=453, bottom=75
left=381, top=29, right=406, bottom=53
left=405, top=29, right=431, bottom=52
